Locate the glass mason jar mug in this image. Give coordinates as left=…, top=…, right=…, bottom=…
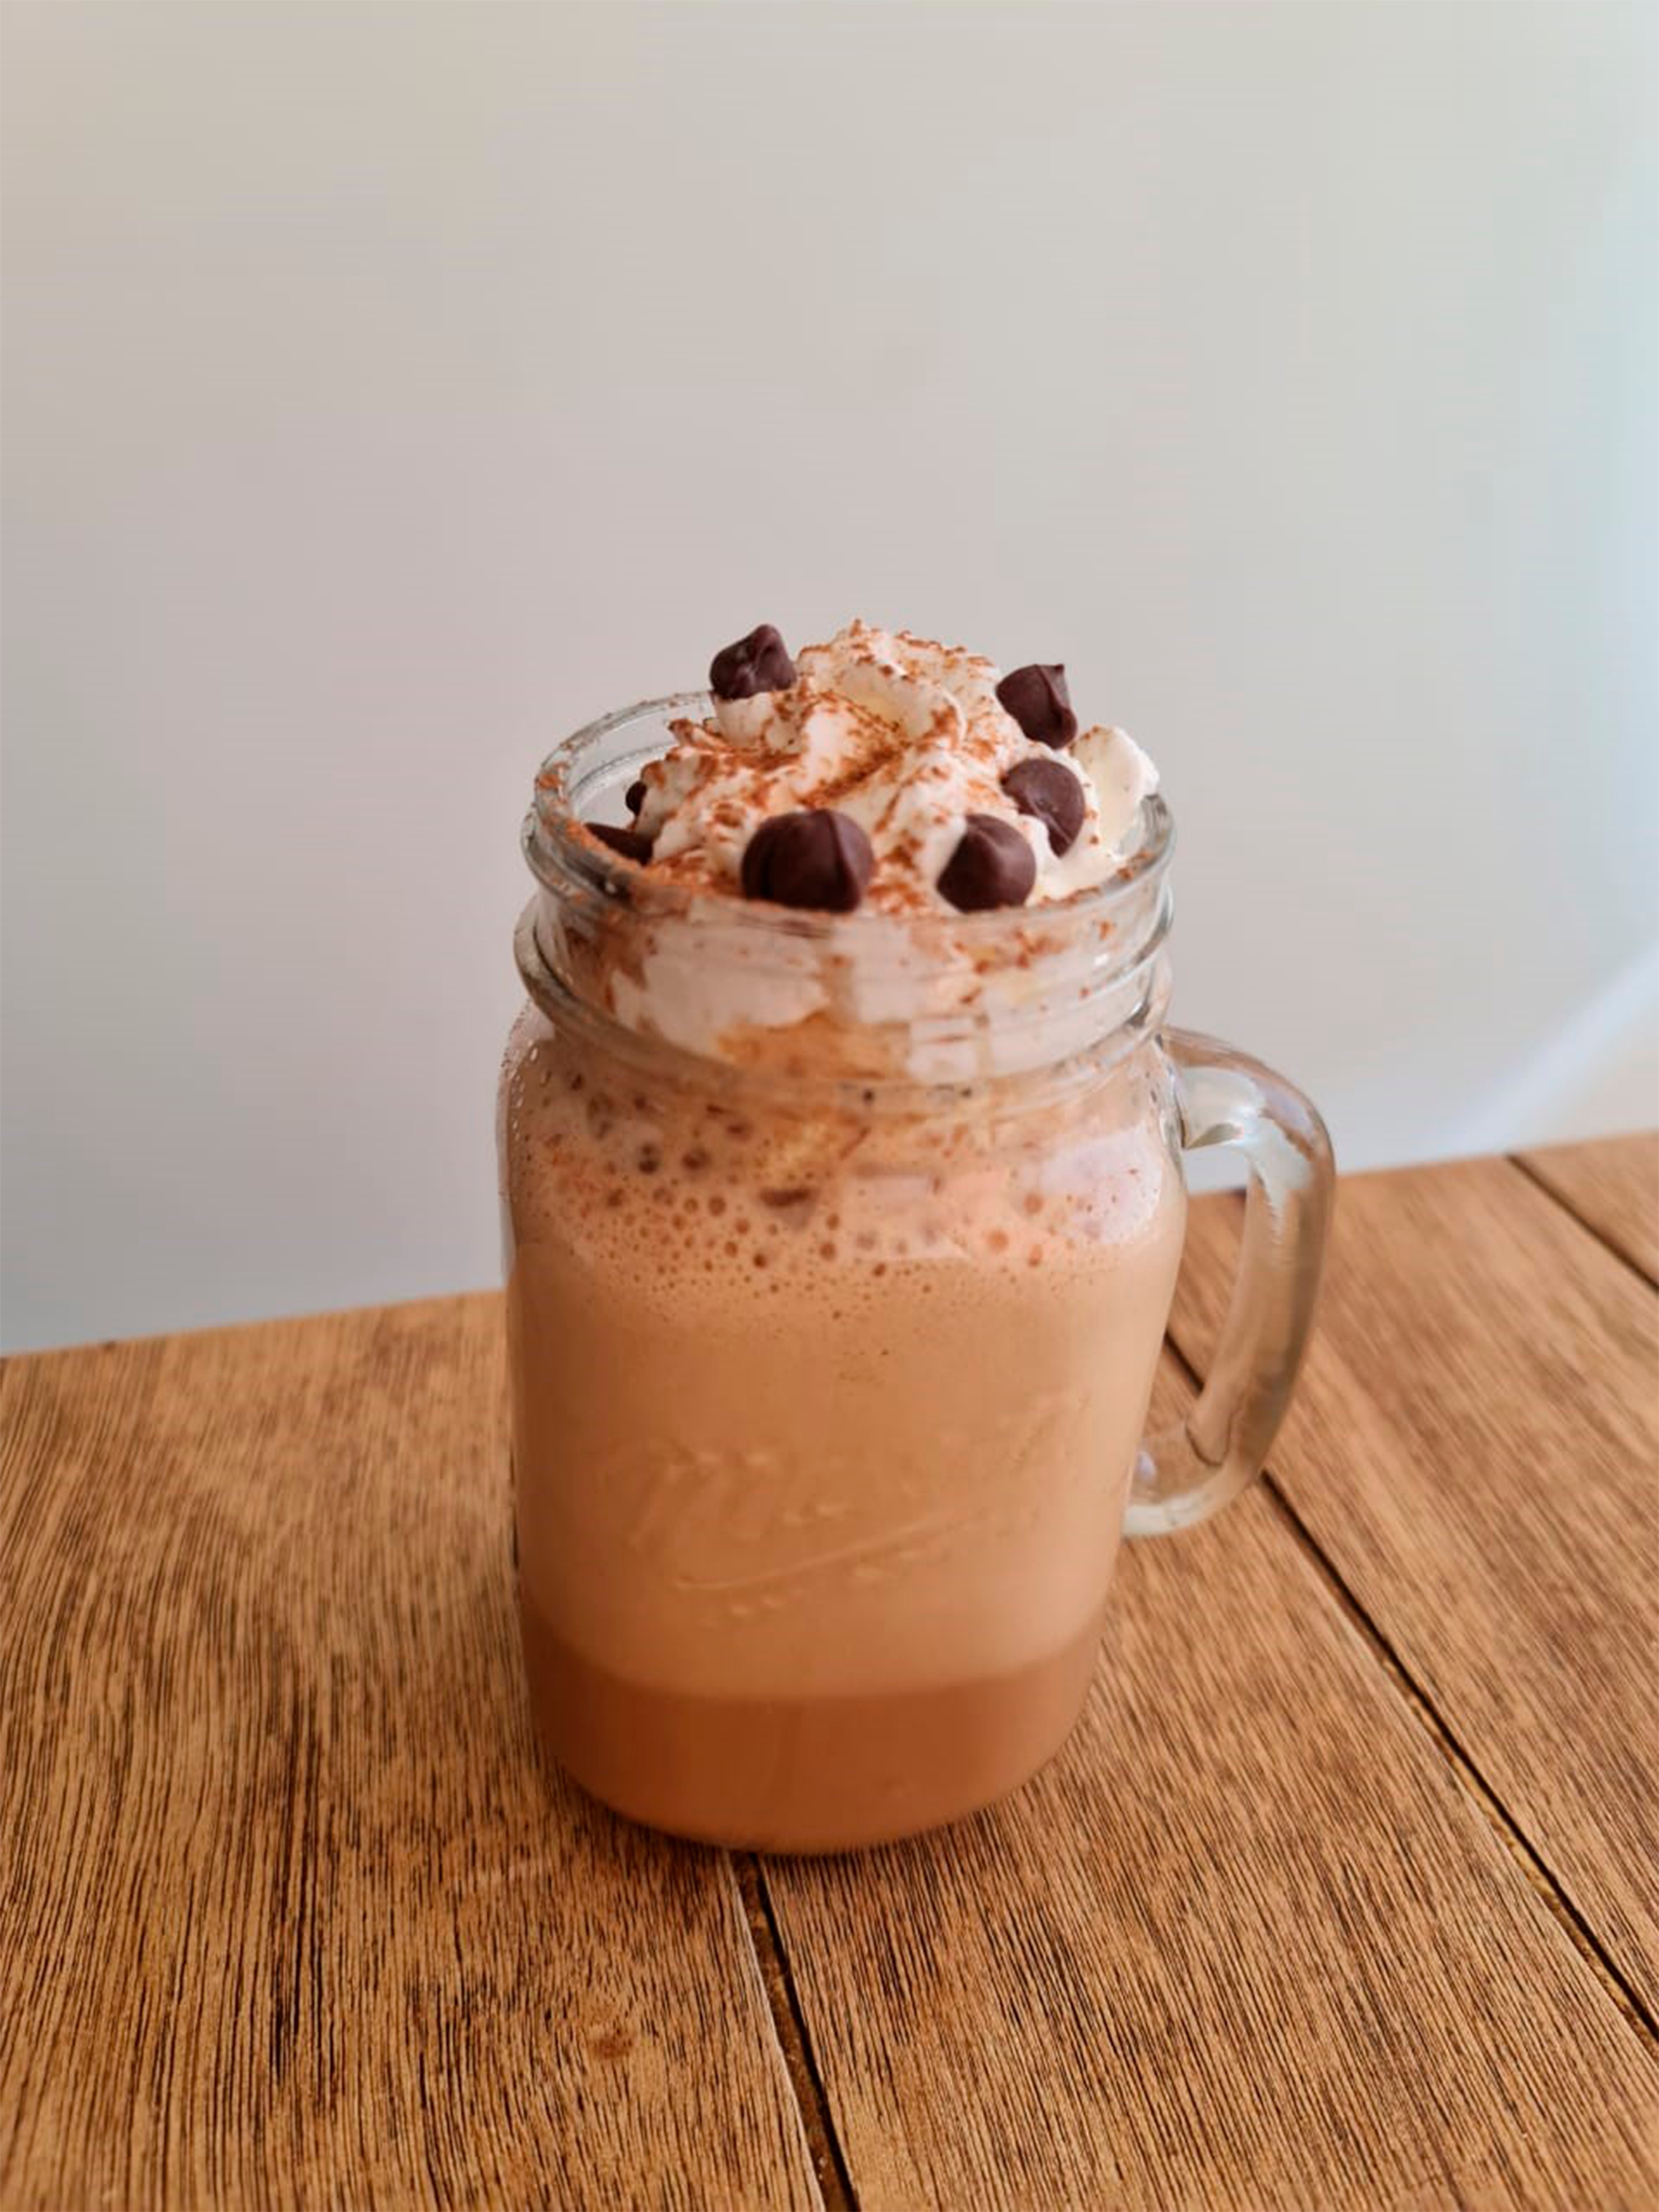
left=500, top=697, right=1333, bottom=1853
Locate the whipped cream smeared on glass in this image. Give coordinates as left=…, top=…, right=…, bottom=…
left=623, top=621, right=1157, bottom=917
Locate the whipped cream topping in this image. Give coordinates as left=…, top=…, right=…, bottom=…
left=633, top=622, right=1157, bottom=916
left=536, top=623, right=1170, bottom=1081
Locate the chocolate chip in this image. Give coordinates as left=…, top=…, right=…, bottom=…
left=937, top=814, right=1037, bottom=912
left=709, top=623, right=797, bottom=702
left=1003, top=757, right=1086, bottom=857
left=996, top=664, right=1077, bottom=749
left=741, top=809, right=874, bottom=912
left=586, top=822, right=653, bottom=864
left=624, top=779, right=647, bottom=815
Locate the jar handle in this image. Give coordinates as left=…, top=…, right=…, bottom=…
left=1126, top=1029, right=1335, bottom=1538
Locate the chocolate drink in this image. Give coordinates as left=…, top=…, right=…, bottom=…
left=503, top=620, right=1188, bottom=1849
left=503, top=1008, right=1185, bottom=1850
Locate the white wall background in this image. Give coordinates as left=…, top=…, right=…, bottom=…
left=3, top=1, right=1655, bottom=1353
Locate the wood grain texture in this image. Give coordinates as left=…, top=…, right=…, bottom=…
left=0, top=1298, right=819, bottom=2212
left=1517, top=1131, right=1659, bottom=1284
left=1171, top=1156, right=1659, bottom=2021
left=763, top=1357, right=1659, bottom=2212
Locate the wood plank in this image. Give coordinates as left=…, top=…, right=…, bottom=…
left=0, top=1298, right=819, bottom=2212
left=764, top=1357, right=1659, bottom=2211
left=1171, top=1160, right=1659, bottom=2020
left=1517, top=1132, right=1659, bottom=1284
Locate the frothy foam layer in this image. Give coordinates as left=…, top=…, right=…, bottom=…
left=636, top=621, right=1157, bottom=915
left=501, top=1010, right=1176, bottom=1318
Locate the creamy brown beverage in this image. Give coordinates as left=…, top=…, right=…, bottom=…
left=501, top=621, right=1330, bottom=1850
left=503, top=1001, right=1185, bottom=1850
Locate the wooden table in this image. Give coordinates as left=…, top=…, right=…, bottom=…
left=3, top=1136, right=1656, bottom=2211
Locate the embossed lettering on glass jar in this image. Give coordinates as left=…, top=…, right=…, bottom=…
left=500, top=695, right=1332, bottom=1851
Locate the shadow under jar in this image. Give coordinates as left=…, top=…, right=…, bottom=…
left=499, top=695, right=1333, bottom=1853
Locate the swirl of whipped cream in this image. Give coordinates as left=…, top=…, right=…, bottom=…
left=634, top=622, right=1157, bottom=915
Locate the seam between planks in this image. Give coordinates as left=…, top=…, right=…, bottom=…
left=1162, top=1331, right=1659, bottom=2054
left=1261, top=1465, right=1659, bottom=2049
left=1507, top=1152, right=1659, bottom=1291
left=733, top=1854, right=857, bottom=2212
